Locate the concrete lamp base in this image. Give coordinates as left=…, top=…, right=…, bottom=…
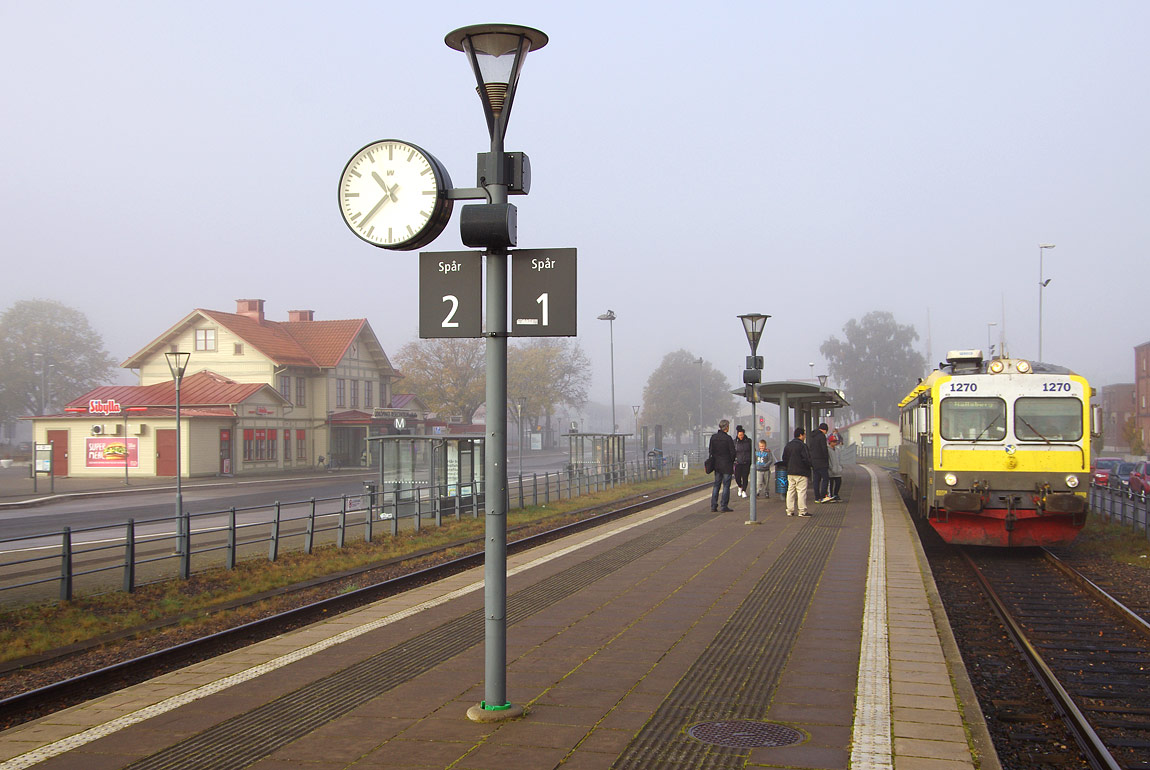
left=467, top=702, right=525, bottom=723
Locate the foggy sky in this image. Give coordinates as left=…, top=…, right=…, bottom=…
left=3, top=1, right=1146, bottom=421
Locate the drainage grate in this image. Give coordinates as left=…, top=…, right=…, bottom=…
left=688, top=720, right=803, bottom=748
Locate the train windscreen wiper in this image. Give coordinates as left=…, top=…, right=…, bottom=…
left=974, top=414, right=1003, bottom=441
left=1017, top=416, right=1052, bottom=444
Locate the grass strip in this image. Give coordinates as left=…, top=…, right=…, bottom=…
left=0, top=472, right=707, bottom=665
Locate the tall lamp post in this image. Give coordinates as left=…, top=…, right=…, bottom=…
left=165, top=351, right=191, bottom=578
left=446, top=23, right=547, bottom=722
left=694, top=357, right=704, bottom=449
left=33, top=353, right=48, bottom=415
left=818, top=374, right=828, bottom=426
left=739, top=313, right=769, bottom=524
left=516, top=396, right=527, bottom=476
left=1038, top=243, right=1055, bottom=361
left=598, top=310, right=616, bottom=433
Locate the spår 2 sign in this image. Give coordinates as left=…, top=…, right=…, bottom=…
left=418, top=251, right=482, bottom=338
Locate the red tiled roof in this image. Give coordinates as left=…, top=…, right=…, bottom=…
left=199, top=310, right=321, bottom=367
left=122, top=309, right=383, bottom=372
left=64, top=370, right=282, bottom=410
left=281, top=319, right=366, bottom=368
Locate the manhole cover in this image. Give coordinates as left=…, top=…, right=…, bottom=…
left=687, top=720, right=803, bottom=748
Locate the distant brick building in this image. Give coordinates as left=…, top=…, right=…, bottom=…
left=1100, top=382, right=1135, bottom=453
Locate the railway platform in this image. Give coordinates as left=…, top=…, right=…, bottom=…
left=0, top=465, right=999, bottom=770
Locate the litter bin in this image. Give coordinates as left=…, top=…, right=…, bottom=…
left=774, top=461, right=788, bottom=495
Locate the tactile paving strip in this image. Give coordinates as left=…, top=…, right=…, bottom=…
left=120, top=512, right=713, bottom=770
left=611, top=491, right=850, bottom=769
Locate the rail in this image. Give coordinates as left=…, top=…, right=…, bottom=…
left=0, top=458, right=671, bottom=605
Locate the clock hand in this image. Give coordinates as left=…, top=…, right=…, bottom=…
left=358, top=191, right=393, bottom=226
left=372, top=172, right=399, bottom=202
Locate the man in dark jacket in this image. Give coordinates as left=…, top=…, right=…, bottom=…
left=781, top=426, right=812, bottom=517
left=807, top=422, right=830, bottom=502
left=709, top=419, right=736, bottom=512
left=733, top=425, right=753, bottom=498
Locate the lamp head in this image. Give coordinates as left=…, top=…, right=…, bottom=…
left=165, top=351, right=191, bottom=380
left=737, top=313, right=770, bottom=355
left=818, top=374, right=828, bottom=387
left=597, top=310, right=616, bottom=322
left=446, top=24, right=548, bottom=142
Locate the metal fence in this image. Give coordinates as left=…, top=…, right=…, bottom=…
left=0, top=458, right=671, bottom=606
left=1088, top=481, right=1150, bottom=540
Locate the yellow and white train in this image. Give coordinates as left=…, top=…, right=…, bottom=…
left=898, top=350, right=1092, bottom=547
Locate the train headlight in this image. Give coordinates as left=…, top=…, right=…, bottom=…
left=989, top=360, right=1005, bottom=374
left=944, top=473, right=958, bottom=486
left=1016, top=360, right=1032, bottom=373
left=1065, top=475, right=1079, bottom=489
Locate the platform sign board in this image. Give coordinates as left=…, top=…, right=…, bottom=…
left=34, top=444, right=52, bottom=473
left=418, top=251, right=482, bottom=338
left=510, top=248, right=577, bottom=337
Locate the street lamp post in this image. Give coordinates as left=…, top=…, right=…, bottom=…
left=165, top=351, right=191, bottom=578
left=739, top=313, right=770, bottom=524
left=818, top=374, right=828, bottom=425
left=1038, top=243, right=1055, bottom=361
left=694, top=357, right=704, bottom=450
left=598, top=310, right=616, bottom=433
left=446, top=23, right=547, bottom=722
left=33, top=353, right=47, bottom=415
left=516, top=396, right=527, bottom=476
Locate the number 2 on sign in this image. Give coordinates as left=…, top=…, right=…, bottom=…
left=536, top=292, right=549, bottom=326
left=441, top=295, right=459, bottom=328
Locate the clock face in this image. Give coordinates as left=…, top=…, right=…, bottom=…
left=338, top=140, right=453, bottom=250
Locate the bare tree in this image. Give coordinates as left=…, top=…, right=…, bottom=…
left=0, top=299, right=117, bottom=427
left=820, top=311, right=926, bottom=421
left=641, top=350, right=735, bottom=439
left=508, top=338, right=590, bottom=433
left=392, top=338, right=486, bottom=422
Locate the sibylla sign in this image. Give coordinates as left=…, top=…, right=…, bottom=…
left=88, top=399, right=122, bottom=415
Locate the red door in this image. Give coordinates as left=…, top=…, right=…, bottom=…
left=219, top=429, right=232, bottom=475
left=156, top=429, right=177, bottom=476
left=47, top=430, right=68, bottom=477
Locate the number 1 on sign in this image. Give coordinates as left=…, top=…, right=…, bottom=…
left=536, top=292, right=548, bottom=326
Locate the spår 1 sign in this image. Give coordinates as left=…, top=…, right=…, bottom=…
left=510, top=248, right=577, bottom=337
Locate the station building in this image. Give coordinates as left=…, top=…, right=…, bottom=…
left=27, top=299, right=431, bottom=478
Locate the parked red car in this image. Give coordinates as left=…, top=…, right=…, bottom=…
left=1091, top=457, right=1122, bottom=487
left=1128, top=461, right=1150, bottom=497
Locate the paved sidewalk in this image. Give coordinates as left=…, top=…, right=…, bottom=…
left=0, top=465, right=1000, bottom=769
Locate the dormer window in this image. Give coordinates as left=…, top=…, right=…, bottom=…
left=195, top=328, right=217, bottom=351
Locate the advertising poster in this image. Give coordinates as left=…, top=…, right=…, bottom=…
left=86, top=437, right=139, bottom=468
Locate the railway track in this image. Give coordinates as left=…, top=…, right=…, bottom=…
left=0, top=483, right=707, bottom=730
left=961, top=547, right=1150, bottom=770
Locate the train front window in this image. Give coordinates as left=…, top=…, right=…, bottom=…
left=940, top=398, right=1006, bottom=441
left=1014, top=397, right=1083, bottom=442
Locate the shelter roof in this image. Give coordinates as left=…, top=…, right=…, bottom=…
left=738, top=381, right=850, bottom=410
